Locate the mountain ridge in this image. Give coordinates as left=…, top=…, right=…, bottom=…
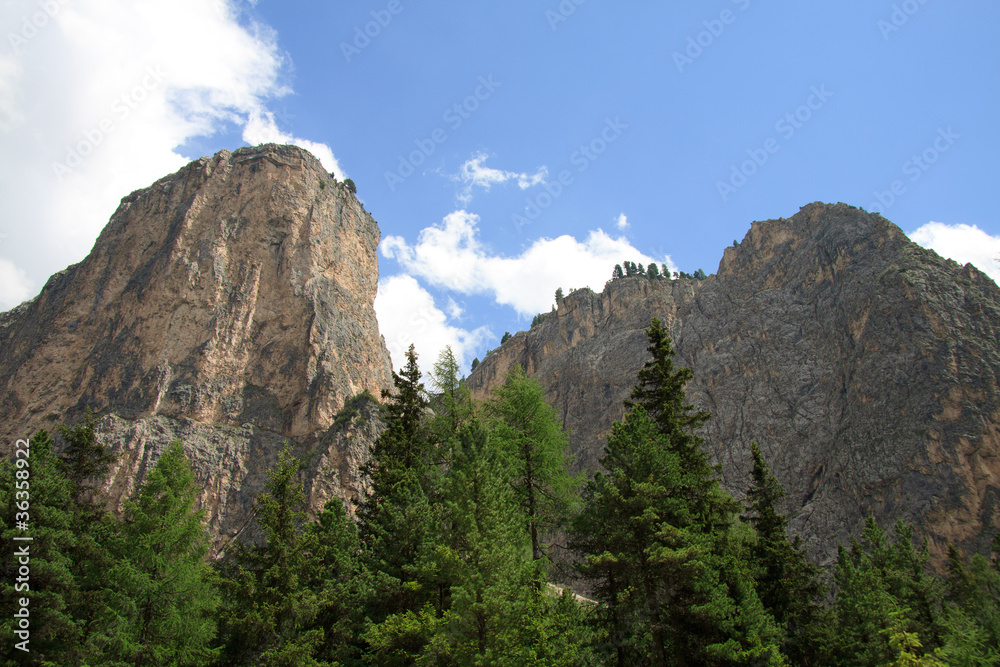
left=468, top=202, right=1000, bottom=564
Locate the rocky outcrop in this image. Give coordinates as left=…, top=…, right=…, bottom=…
left=468, top=203, right=1000, bottom=565
left=0, top=144, right=393, bottom=547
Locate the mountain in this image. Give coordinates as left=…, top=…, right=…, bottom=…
left=467, top=202, right=1000, bottom=564
left=0, top=144, right=392, bottom=548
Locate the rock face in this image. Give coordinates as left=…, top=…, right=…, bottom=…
left=468, top=203, right=1000, bottom=565
left=0, top=144, right=392, bottom=548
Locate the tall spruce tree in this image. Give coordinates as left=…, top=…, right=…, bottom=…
left=484, top=364, right=580, bottom=564
left=102, top=441, right=219, bottom=666
left=359, top=345, right=442, bottom=633
left=214, top=447, right=328, bottom=666
left=0, top=430, right=83, bottom=664
left=573, top=319, right=782, bottom=666
left=742, top=442, right=827, bottom=665
left=833, top=519, right=946, bottom=666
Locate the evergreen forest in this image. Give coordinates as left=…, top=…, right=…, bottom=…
left=2, top=319, right=999, bottom=665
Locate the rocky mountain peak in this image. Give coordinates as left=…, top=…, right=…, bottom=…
left=0, top=144, right=392, bottom=546
left=469, top=202, right=1000, bottom=564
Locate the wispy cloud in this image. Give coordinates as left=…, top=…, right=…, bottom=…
left=454, top=152, right=547, bottom=204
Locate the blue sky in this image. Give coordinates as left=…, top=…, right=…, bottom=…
left=1, top=0, right=998, bottom=373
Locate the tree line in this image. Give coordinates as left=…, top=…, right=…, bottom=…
left=611, top=262, right=708, bottom=282
left=2, top=322, right=999, bottom=665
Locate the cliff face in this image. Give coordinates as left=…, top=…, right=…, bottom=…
left=468, top=203, right=1000, bottom=564
left=0, top=144, right=392, bottom=547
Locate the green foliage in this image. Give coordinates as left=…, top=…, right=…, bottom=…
left=101, top=441, right=219, bottom=666
left=612, top=263, right=624, bottom=280
left=485, top=365, right=581, bottom=563
left=214, top=446, right=329, bottom=666
left=694, top=268, right=708, bottom=280
left=572, top=318, right=780, bottom=665
left=646, top=263, right=660, bottom=279
left=501, top=331, right=512, bottom=345
left=0, top=430, right=83, bottom=664
left=344, top=177, right=357, bottom=194
left=470, top=356, right=480, bottom=373
left=743, top=442, right=828, bottom=664
left=531, top=311, right=551, bottom=328
left=832, top=518, right=946, bottom=666
left=555, top=288, right=564, bottom=302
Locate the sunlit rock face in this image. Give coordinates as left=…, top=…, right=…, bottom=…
left=0, top=144, right=392, bottom=550
left=469, top=202, right=1000, bottom=566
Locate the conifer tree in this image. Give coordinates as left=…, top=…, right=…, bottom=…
left=743, top=442, right=827, bottom=664
left=573, top=318, right=782, bottom=665
left=57, top=411, right=121, bottom=658
left=425, top=423, right=541, bottom=662
left=484, top=365, right=580, bottom=563
left=214, top=446, right=328, bottom=666
left=613, top=264, right=624, bottom=280
left=833, top=518, right=946, bottom=666
left=0, top=430, right=84, bottom=664
left=359, top=345, right=440, bottom=629
left=647, top=263, right=660, bottom=279
left=102, top=441, right=219, bottom=666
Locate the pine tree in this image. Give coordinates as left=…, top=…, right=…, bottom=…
left=555, top=288, right=564, bottom=302
left=612, top=264, right=624, bottom=280
left=214, top=446, right=328, bottom=666
left=0, top=430, right=83, bottom=664
left=743, top=442, right=827, bottom=664
left=501, top=331, right=512, bottom=344
left=833, top=519, right=946, bottom=666
left=470, top=356, right=480, bottom=373
left=424, top=423, right=539, bottom=663
left=359, top=345, right=441, bottom=633
left=572, top=318, right=780, bottom=665
left=306, top=499, right=370, bottom=667
left=647, top=263, right=660, bottom=279
left=484, top=365, right=580, bottom=564
left=57, top=411, right=121, bottom=659
left=102, top=441, right=219, bottom=666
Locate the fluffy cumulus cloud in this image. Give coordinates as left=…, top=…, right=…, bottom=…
left=0, top=0, right=341, bottom=311
left=908, top=222, right=1000, bottom=283
left=374, top=274, right=492, bottom=374
left=381, top=210, right=677, bottom=317
left=616, top=213, right=629, bottom=230
left=455, top=153, right=547, bottom=204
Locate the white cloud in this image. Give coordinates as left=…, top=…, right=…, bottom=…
left=0, top=0, right=342, bottom=311
left=381, top=210, right=678, bottom=317
left=616, top=213, right=629, bottom=230
left=908, top=222, right=1000, bottom=283
left=0, top=258, right=34, bottom=308
left=455, top=152, right=548, bottom=204
left=374, top=274, right=492, bottom=375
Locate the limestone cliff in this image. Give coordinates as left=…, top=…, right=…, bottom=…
left=468, top=203, right=1000, bottom=565
left=0, top=144, right=392, bottom=548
